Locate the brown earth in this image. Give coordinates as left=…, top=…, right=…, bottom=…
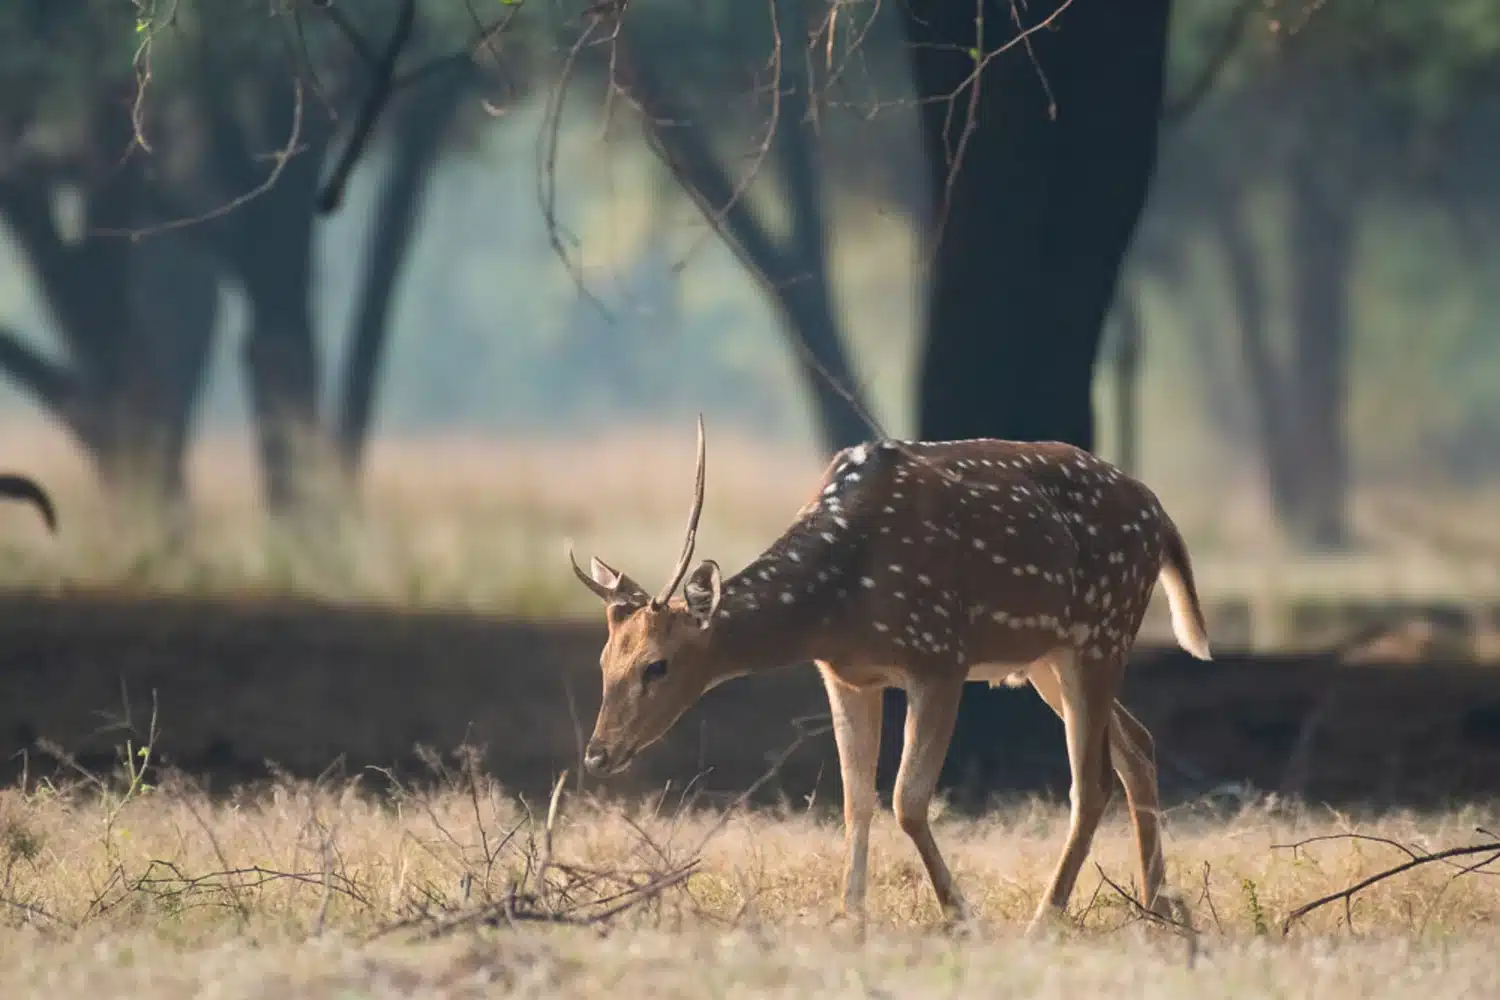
left=1, top=589, right=1498, bottom=812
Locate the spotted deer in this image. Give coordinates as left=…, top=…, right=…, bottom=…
left=0, top=474, right=56, bottom=533
left=567, top=417, right=1210, bottom=935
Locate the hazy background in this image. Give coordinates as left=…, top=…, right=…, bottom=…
left=0, top=0, right=1497, bottom=650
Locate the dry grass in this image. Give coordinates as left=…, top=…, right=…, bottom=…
left=5, top=418, right=1500, bottom=657
left=1, top=731, right=1498, bottom=999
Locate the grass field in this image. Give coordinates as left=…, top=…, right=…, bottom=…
left=4, top=421, right=1500, bottom=996
left=2, top=748, right=1498, bottom=999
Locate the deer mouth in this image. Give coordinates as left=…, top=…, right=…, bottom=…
left=582, top=742, right=637, bottom=777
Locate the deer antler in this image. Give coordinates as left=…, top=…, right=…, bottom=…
left=653, top=414, right=707, bottom=608
left=566, top=539, right=615, bottom=602
left=0, top=473, right=57, bottom=533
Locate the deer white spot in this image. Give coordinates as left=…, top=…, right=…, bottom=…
left=874, top=621, right=889, bottom=632
left=917, top=573, right=932, bottom=585
left=822, top=483, right=838, bottom=497
left=992, top=554, right=1006, bottom=564
left=846, top=473, right=861, bottom=484
left=821, top=533, right=836, bottom=543
left=849, top=444, right=869, bottom=465
left=788, top=551, right=801, bottom=563
left=833, top=516, right=849, bottom=529
left=890, top=564, right=903, bottom=573
left=1025, top=564, right=1038, bottom=575
left=780, top=592, right=795, bottom=604
left=861, top=577, right=876, bottom=589
left=973, top=538, right=986, bottom=550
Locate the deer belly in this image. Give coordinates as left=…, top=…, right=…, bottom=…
left=967, top=661, right=1035, bottom=689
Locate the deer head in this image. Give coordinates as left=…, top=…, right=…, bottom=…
left=566, top=415, right=724, bottom=776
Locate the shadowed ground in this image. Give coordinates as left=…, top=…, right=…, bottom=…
left=3, top=590, right=1499, bottom=810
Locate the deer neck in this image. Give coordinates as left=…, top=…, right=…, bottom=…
left=699, top=532, right=851, bottom=687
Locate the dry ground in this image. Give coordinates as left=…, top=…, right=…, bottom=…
left=1, top=758, right=1498, bottom=999
left=4, top=425, right=1500, bottom=995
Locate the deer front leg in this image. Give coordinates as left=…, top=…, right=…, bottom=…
left=817, top=662, right=883, bottom=923
left=892, top=671, right=969, bottom=924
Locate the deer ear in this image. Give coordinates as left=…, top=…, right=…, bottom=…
left=683, top=559, right=722, bottom=627
left=589, top=557, right=650, bottom=608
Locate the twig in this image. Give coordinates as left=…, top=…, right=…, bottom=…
left=316, top=0, right=417, bottom=214
left=1197, top=861, right=1224, bottom=933
left=1278, top=835, right=1500, bottom=935
left=1094, top=864, right=1199, bottom=967
left=535, top=771, right=569, bottom=914
left=1162, top=0, right=1256, bottom=125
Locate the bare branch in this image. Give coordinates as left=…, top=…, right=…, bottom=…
left=94, top=79, right=310, bottom=240
left=1163, top=0, right=1257, bottom=126
left=316, top=0, right=417, bottom=214
left=0, top=324, right=81, bottom=420
left=1278, top=834, right=1500, bottom=935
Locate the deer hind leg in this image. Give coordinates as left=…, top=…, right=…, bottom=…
left=1109, top=702, right=1169, bottom=916
left=1027, top=666, right=1170, bottom=920
left=1025, top=648, right=1116, bottom=936
left=816, top=662, right=884, bottom=922
left=892, top=671, right=969, bottom=923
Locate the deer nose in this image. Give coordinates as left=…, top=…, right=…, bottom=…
left=583, top=745, right=610, bottom=776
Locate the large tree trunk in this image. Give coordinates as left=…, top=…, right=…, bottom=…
left=880, top=0, right=1173, bottom=806
left=907, top=0, right=1171, bottom=451
left=336, top=66, right=472, bottom=482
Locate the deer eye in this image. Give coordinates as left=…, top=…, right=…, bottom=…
left=641, top=659, right=669, bottom=686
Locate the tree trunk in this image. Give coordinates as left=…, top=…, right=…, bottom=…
left=882, top=0, right=1173, bottom=807
left=1219, top=197, right=1305, bottom=527
left=623, top=2, right=871, bottom=452
left=336, top=66, right=471, bottom=481
left=907, top=0, right=1171, bottom=452
left=1222, top=181, right=1352, bottom=551
left=1283, top=167, right=1352, bottom=550
left=202, top=83, right=332, bottom=519
left=0, top=99, right=216, bottom=517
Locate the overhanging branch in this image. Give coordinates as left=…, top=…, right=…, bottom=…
left=0, top=324, right=81, bottom=421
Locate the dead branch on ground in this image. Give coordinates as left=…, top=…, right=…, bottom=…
left=1276, top=828, right=1500, bottom=935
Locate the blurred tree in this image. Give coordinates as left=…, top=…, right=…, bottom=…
left=903, top=0, right=1173, bottom=451
left=1141, top=0, right=1500, bottom=548
left=616, top=0, right=874, bottom=452
left=0, top=1, right=500, bottom=522
left=0, top=5, right=217, bottom=517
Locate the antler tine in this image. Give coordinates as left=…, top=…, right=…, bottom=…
left=565, top=537, right=615, bottom=602
left=654, top=413, right=707, bottom=607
